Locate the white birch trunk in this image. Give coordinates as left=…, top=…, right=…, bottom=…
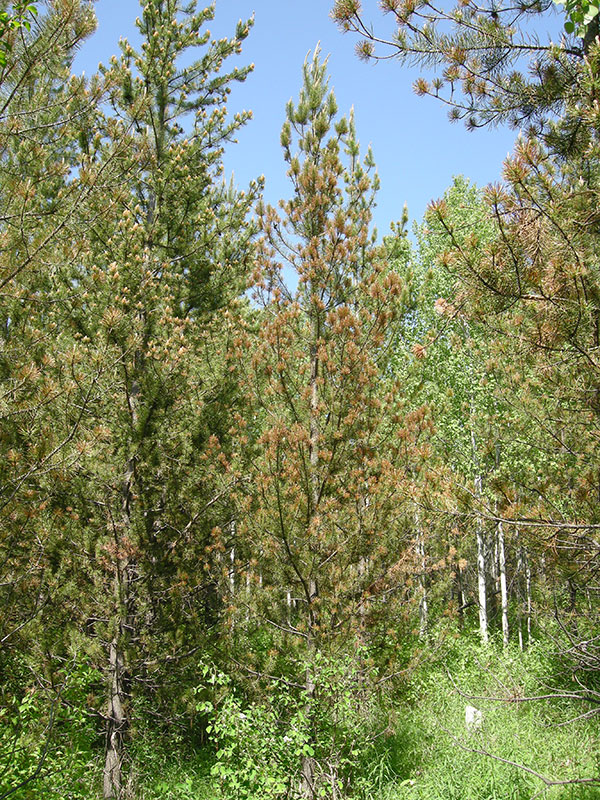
left=476, top=523, right=489, bottom=644
left=517, top=531, right=524, bottom=650
left=416, top=519, right=428, bottom=637
left=517, top=534, right=531, bottom=648
left=474, top=466, right=488, bottom=644
left=497, top=520, right=509, bottom=647
left=518, top=622, right=523, bottom=651
left=468, top=359, right=488, bottom=645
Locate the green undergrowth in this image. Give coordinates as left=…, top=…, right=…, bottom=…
left=139, top=636, right=598, bottom=800
left=382, top=634, right=600, bottom=800
left=127, top=737, right=213, bottom=800
left=2, top=635, right=597, bottom=799
left=0, top=656, right=101, bottom=799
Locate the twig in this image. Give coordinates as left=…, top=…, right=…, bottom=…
left=439, top=725, right=600, bottom=795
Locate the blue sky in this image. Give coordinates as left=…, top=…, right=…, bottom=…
left=73, top=0, right=554, bottom=236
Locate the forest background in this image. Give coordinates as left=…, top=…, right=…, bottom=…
left=0, top=1, right=599, bottom=800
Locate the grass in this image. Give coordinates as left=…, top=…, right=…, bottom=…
left=3, top=634, right=597, bottom=799
left=380, top=636, right=600, bottom=800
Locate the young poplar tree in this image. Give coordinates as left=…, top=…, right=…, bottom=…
left=407, top=178, right=553, bottom=646
left=226, top=50, right=423, bottom=798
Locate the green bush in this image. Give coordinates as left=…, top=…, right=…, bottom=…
left=0, top=656, right=101, bottom=799
left=194, top=653, right=394, bottom=800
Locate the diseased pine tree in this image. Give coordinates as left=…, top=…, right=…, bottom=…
left=223, top=49, right=426, bottom=799
left=331, top=0, right=592, bottom=152
left=0, top=3, right=106, bottom=793
left=33, top=1, right=259, bottom=796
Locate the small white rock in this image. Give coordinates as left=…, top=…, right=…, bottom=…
left=465, top=704, right=483, bottom=731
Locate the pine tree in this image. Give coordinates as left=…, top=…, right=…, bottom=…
left=26, top=1, right=258, bottom=795
left=0, top=0, right=38, bottom=67
left=331, top=0, right=593, bottom=152
left=225, top=49, right=423, bottom=798
left=0, top=1, right=104, bottom=793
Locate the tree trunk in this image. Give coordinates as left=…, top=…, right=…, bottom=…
left=229, top=545, right=235, bottom=598
left=455, top=522, right=466, bottom=629
left=468, top=371, right=488, bottom=644
left=474, top=469, right=488, bottom=644
left=103, top=469, right=137, bottom=798
left=103, top=637, right=125, bottom=799
left=497, top=520, right=509, bottom=647
left=517, top=534, right=532, bottom=649
left=103, top=353, right=140, bottom=797
left=526, top=550, right=532, bottom=644
left=476, top=524, right=489, bottom=644
left=517, top=531, right=524, bottom=650
left=301, top=580, right=318, bottom=800
left=416, top=518, right=427, bottom=637
left=301, top=312, right=320, bottom=800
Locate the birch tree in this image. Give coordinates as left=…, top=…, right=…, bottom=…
left=406, top=178, right=553, bottom=645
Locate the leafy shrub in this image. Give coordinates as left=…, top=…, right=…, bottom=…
left=194, top=653, right=394, bottom=800
left=0, top=656, right=101, bottom=799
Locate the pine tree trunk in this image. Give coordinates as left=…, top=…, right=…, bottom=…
left=301, top=581, right=318, bottom=800
left=526, top=550, right=532, bottom=644
left=457, top=564, right=466, bottom=630
left=455, top=522, right=466, bottom=629
left=103, top=636, right=125, bottom=799
left=104, top=458, right=137, bottom=798
left=301, top=323, right=321, bottom=800
left=103, top=351, right=140, bottom=796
